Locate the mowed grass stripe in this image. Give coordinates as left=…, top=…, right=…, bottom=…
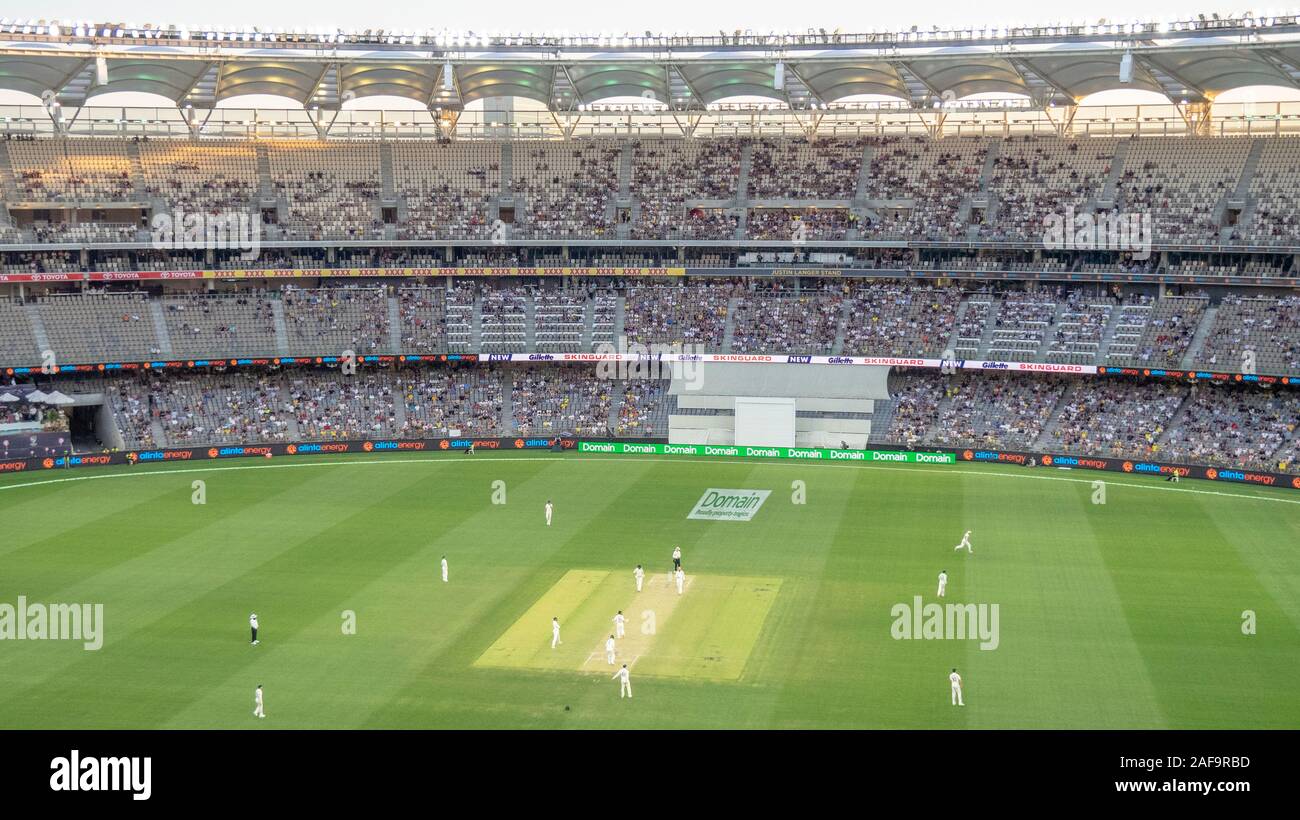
left=0, top=462, right=447, bottom=727
left=0, top=475, right=181, bottom=559
left=1089, top=483, right=1300, bottom=729
left=767, top=465, right=943, bottom=728
left=166, top=457, right=592, bottom=728
left=957, top=473, right=1166, bottom=729
left=1190, top=487, right=1300, bottom=635
left=0, top=464, right=343, bottom=697
left=0, top=467, right=325, bottom=598
left=148, top=459, right=569, bottom=728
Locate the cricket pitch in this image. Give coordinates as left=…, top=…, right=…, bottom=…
left=474, top=569, right=782, bottom=682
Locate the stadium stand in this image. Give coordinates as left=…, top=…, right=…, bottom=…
left=1116, top=293, right=1208, bottom=367
left=280, top=287, right=389, bottom=356
left=859, top=136, right=987, bottom=240
left=747, top=138, right=865, bottom=199
left=267, top=142, right=382, bottom=240
left=394, top=141, right=500, bottom=240
left=6, top=138, right=137, bottom=202
left=399, top=368, right=504, bottom=437
left=510, top=365, right=613, bottom=436
left=510, top=140, right=621, bottom=239
left=161, top=291, right=278, bottom=358
left=622, top=281, right=739, bottom=349
left=630, top=139, right=740, bottom=240
left=1193, top=293, right=1300, bottom=374
left=842, top=283, right=962, bottom=357
left=398, top=286, right=449, bottom=353
left=1114, top=137, right=1250, bottom=244
left=5, top=134, right=1300, bottom=249
left=2, top=129, right=1300, bottom=480
left=138, top=140, right=259, bottom=212
left=980, top=137, right=1118, bottom=241
left=730, top=290, right=844, bottom=354
left=37, top=292, right=161, bottom=362
left=0, top=298, right=41, bottom=363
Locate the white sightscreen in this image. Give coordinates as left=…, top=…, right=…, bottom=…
left=734, top=397, right=796, bottom=448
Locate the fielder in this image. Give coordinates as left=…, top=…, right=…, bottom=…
left=545, top=500, right=553, bottom=526
left=953, top=530, right=973, bottom=554
left=551, top=617, right=562, bottom=648
left=253, top=684, right=266, bottom=718
left=605, top=634, right=617, bottom=665
left=441, top=555, right=448, bottom=583
left=634, top=565, right=644, bottom=592
left=937, top=569, right=948, bottom=598
left=249, top=612, right=260, bottom=646
left=613, top=610, right=626, bottom=639
left=613, top=664, right=632, bottom=698
left=675, top=567, right=685, bottom=595
left=950, top=668, right=964, bottom=706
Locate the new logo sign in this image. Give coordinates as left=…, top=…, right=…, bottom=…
left=687, top=488, right=771, bottom=521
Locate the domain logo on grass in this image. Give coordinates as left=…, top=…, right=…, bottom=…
left=688, top=488, right=771, bottom=521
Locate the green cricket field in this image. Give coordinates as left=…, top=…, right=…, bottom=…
left=0, top=450, right=1297, bottom=729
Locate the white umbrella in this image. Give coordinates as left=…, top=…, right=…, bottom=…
left=43, top=391, right=74, bottom=405
left=24, top=390, right=48, bottom=402
left=0, top=392, right=18, bottom=402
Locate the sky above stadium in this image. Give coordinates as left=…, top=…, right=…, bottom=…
left=9, top=1, right=1253, bottom=33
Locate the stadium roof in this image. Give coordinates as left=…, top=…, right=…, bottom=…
left=3, top=15, right=1300, bottom=110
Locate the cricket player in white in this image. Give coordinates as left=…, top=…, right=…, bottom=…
left=675, top=567, right=685, bottom=595
left=545, top=500, right=553, bottom=526
left=950, top=668, right=964, bottom=706
left=953, top=530, right=973, bottom=553
left=634, top=565, right=644, bottom=592
left=551, top=617, right=562, bottom=648
left=613, top=664, right=632, bottom=698
left=605, top=635, right=617, bottom=665
left=671, top=546, right=682, bottom=570
left=441, top=555, right=448, bottom=583
left=613, top=611, right=626, bottom=638
left=249, top=612, right=259, bottom=645
left=937, top=570, right=948, bottom=598
left=254, top=684, right=266, bottom=718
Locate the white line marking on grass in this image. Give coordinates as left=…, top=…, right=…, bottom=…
left=1, top=453, right=1297, bottom=508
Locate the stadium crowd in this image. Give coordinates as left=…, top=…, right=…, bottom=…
left=3, top=134, right=1300, bottom=247
left=10, top=358, right=1296, bottom=477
